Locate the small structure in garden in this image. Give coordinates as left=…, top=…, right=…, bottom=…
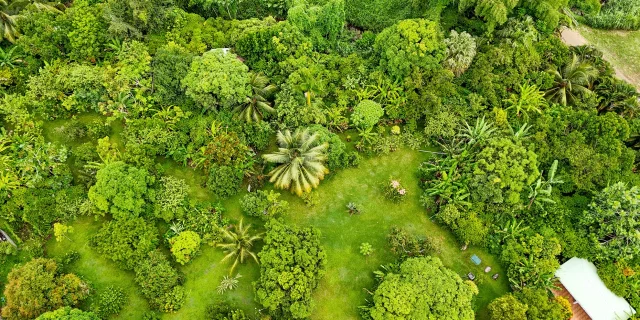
left=467, top=272, right=475, bottom=280
left=554, top=257, right=636, bottom=320
left=492, top=273, right=499, bottom=280
left=470, top=254, right=481, bottom=265
left=484, top=266, right=491, bottom=273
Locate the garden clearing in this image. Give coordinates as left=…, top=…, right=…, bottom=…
left=46, top=147, right=509, bottom=319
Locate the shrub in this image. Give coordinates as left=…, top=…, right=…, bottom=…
left=88, top=161, right=154, bottom=220
left=351, top=100, right=384, bottom=129
left=169, top=231, right=202, bottom=265
left=240, top=190, right=289, bottom=221
left=374, top=19, right=445, bottom=80
left=384, top=178, right=407, bottom=202
left=206, top=165, right=244, bottom=199
left=134, top=250, right=185, bottom=312
left=93, top=286, right=128, bottom=318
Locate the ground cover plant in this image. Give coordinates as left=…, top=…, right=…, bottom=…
left=1, top=0, right=640, bottom=319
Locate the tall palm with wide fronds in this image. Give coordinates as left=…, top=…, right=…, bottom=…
left=217, top=219, right=262, bottom=274
left=233, top=72, right=276, bottom=123
left=263, top=128, right=329, bottom=196
left=545, top=55, right=598, bottom=106
left=0, top=0, right=61, bottom=43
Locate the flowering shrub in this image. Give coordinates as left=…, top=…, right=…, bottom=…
left=384, top=178, right=407, bottom=202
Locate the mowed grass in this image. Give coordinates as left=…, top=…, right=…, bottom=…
left=578, top=25, right=640, bottom=89
left=45, top=217, right=151, bottom=318
left=44, top=147, right=508, bottom=319
left=280, top=148, right=509, bottom=320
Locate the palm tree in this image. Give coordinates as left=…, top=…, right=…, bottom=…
left=1, top=0, right=61, bottom=43
left=263, top=128, right=329, bottom=196
left=217, top=219, right=262, bottom=274
left=233, top=72, right=276, bottom=123
left=504, top=84, right=547, bottom=118
left=545, top=55, right=598, bottom=106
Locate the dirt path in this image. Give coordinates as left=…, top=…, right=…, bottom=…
left=560, top=27, right=637, bottom=89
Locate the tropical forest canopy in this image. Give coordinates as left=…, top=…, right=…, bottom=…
left=0, top=0, right=639, bottom=319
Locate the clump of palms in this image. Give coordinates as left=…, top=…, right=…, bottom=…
left=545, top=55, right=598, bottom=106
left=233, top=72, right=276, bottom=123
left=504, top=84, right=547, bottom=118
left=262, top=128, right=329, bottom=196
left=217, top=219, right=262, bottom=274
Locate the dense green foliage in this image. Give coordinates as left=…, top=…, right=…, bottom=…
left=2, top=259, right=90, bottom=319
left=254, top=219, right=326, bottom=319
left=366, top=256, right=476, bottom=319
left=2, top=0, right=640, bottom=318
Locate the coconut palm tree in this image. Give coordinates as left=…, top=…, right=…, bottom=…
left=545, top=55, right=598, bottom=106
left=262, top=128, right=329, bottom=196
left=217, top=219, right=262, bottom=274
left=1, top=0, right=61, bottom=43
left=233, top=72, right=276, bottom=123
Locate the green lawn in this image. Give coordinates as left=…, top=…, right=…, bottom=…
left=578, top=25, right=640, bottom=89
left=44, top=147, right=508, bottom=319
left=46, top=217, right=151, bottom=319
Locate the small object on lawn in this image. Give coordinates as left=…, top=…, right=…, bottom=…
left=492, top=273, right=499, bottom=280
left=461, top=244, right=468, bottom=251
left=485, top=266, right=491, bottom=273
left=468, top=272, right=475, bottom=280
left=471, top=254, right=481, bottom=265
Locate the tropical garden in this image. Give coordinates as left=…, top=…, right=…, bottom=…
left=0, top=0, right=639, bottom=319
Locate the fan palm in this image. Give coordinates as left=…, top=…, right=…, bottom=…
left=263, top=128, right=329, bottom=196
left=1, top=0, right=61, bottom=43
left=233, top=72, right=276, bottom=123
left=545, top=55, right=598, bottom=106
left=217, top=219, right=262, bottom=274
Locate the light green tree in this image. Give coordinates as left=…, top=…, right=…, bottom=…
left=169, top=231, right=202, bottom=265
left=53, top=223, right=74, bottom=242
left=367, top=256, right=476, bottom=319
left=182, top=49, right=250, bottom=111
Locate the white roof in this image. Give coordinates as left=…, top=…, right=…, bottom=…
left=555, top=257, right=636, bottom=320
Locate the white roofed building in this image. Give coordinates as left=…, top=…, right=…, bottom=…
left=553, top=257, right=635, bottom=320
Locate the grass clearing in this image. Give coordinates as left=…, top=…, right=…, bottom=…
left=45, top=217, right=151, bottom=319
left=577, top=25, right=640, bottom=89
left=43, top=147, right=508, bottom=319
